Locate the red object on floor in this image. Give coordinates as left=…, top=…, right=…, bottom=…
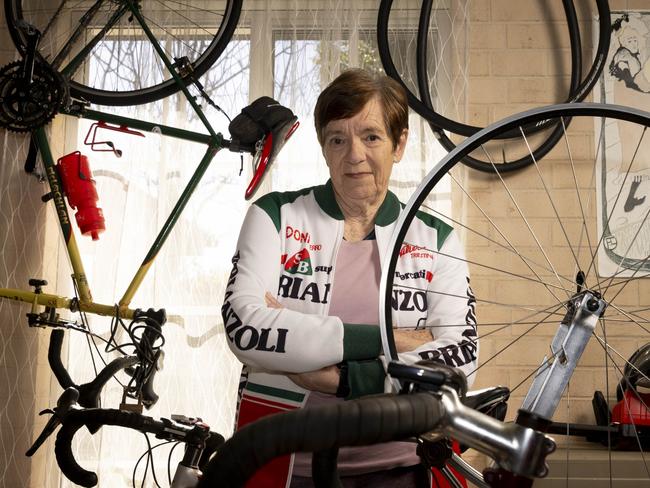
left=611, top=390, right=650, bottom=426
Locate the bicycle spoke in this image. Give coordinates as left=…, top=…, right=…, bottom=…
left=400, top=242, right=574, bottom=295
left=481, top=141, right=572, bottom=301
left=510, top=348, right=565, bottom=397
left=395, top=281, right=567, bottom=321
left=468, top=305, right=566, bottom=377
left=424, top=204, right=578, bottom=289
left=562, top=117, right=600, bottom=291
left=450, top=172, right=572, bottom=304
left=602, top=302, right=650, bottom=335
left=520, top=125, right=584, bottom=284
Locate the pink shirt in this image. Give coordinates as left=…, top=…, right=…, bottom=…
left=292, top=238, right=419, bottom=477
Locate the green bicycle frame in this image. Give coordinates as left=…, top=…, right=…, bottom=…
left=0, top=108, right=225, bottom=320
left=0, top=0, right=229, bottom=322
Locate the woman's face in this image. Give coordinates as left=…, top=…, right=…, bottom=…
left=321, top=97, right=407, bottom=207
left=621, top=30, right=639, bottom=54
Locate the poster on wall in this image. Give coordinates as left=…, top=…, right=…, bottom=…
left=595, top=11, right=650, bottom=277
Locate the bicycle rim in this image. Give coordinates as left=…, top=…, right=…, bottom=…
left=5, top=0, right=242, bottom=106
left=380, top=103, right=650, bottom=485
left=377, top=0, right=610, bottom=140
left=429, top=0, right=610, bottom=173
left=414, top=0, right=591, bottom=173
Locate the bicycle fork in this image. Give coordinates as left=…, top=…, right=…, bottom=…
left=520, top=290, right=607, bottom=419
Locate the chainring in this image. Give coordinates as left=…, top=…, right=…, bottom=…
left=0, top=60, right=67, bottom=132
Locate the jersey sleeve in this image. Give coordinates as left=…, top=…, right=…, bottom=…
left=222, top=204, right=380, bottom=373
left=396, top=230, right=479, bottom=387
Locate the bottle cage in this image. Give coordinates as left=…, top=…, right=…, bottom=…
left=84, top=121, right=144, bottom=157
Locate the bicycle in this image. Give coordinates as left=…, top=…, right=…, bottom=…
left=26, top=335, right=226, bottom=488
left=4, top=0, right=242, bottom=107
left=0, top=0, right=298, bottom=345
left=0, top=2, right=299, bottom=484
left=30, top=301, right=545, bottom=487
left=51, top=360, right=556, bottom=487
left=377, top=101, right=650, bottom=486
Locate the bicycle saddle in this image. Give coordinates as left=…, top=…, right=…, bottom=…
left=227, top=96, right=299, bottom=200
left=462, top=386, right=510, bottom=420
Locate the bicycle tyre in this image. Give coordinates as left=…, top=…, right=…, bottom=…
left=414, top=0, right=605, bottom=173
left=377, top=0, right=610, bottom=143
left=4, top=0, right=242, bottom=106
left=198, top=393, right=445, bottom=487
left=429, top=0, right=610, bottom=172
left=379, top=103, right=650, bottom=485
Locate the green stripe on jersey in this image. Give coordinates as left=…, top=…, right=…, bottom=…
left=254, top=186, right=316, bottom=231
left=414, top=210, right=453, bottom=250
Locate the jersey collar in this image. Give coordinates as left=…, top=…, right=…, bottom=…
left=314, top=179, right=401, bottom=226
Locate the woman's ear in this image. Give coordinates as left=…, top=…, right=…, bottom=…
left=393, top=128, right=409, bottom=163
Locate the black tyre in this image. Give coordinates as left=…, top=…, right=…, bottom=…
left=377, top=0, right=611, bottom=173
left=5, top=0, right=242, bottom=106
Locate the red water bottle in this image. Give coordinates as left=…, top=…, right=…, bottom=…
left=56, top=151, right=105, bottom=240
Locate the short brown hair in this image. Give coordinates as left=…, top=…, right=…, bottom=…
left=314, top=69, right=409, bottom=149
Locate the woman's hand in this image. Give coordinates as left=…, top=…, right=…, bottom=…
left=265, top=292, right=340, bottom=393
left=265, top=292, right=282, bottom=309
left=393, top=328, right=431, bottom=353
left=287, top=365, right=340, bottom=394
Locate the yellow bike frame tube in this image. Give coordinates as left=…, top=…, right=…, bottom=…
left=0, top=288, right=137, bottom=319
left=119, top=260, right=154, bottom=309
left=36, top=128, right=93, bottom=304
left=0, top=287, right=72, bottom=309
left=66, top=230, right=93, bottom=304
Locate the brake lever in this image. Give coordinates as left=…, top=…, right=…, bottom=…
left=26, top=388, right=80, bottom=456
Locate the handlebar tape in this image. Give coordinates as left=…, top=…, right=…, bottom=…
left=198, top=393, right=443, bottom=487
left=55, top=409, right=156, bottom=487
left=78, top=355, right=139, bottom=409
left=49, top=329, right=139, bottom=409
left=49, top=330, right=74, bottom=389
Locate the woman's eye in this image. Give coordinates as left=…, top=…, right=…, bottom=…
left=330, top=137, right=344, bottom=145
left=366, top=134, right=380, bottom=142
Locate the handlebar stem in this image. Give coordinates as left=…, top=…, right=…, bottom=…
left=432, top=387, right=555, bottom=479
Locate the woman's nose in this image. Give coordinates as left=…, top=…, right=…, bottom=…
left=346, top=137, right=365, bottom=163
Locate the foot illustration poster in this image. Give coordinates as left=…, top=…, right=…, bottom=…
left=595, top=11, right=650, bottom=277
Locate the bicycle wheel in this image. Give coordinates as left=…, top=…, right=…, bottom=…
left=4, top=0, right=242, bottom=106
left=378, top=0, right=611, bottom=173
left=414, top=0, right=604, bottom=174
left=380, top=103, right=650, bottom=486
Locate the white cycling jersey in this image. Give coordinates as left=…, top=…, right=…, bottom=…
left=221, top=180, right=478, bottom=486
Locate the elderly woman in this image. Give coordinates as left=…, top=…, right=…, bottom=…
left=222, top=69, right=477, bottom=487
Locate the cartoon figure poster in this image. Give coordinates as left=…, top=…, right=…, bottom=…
left=595, top=11, right=650, bottom=277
